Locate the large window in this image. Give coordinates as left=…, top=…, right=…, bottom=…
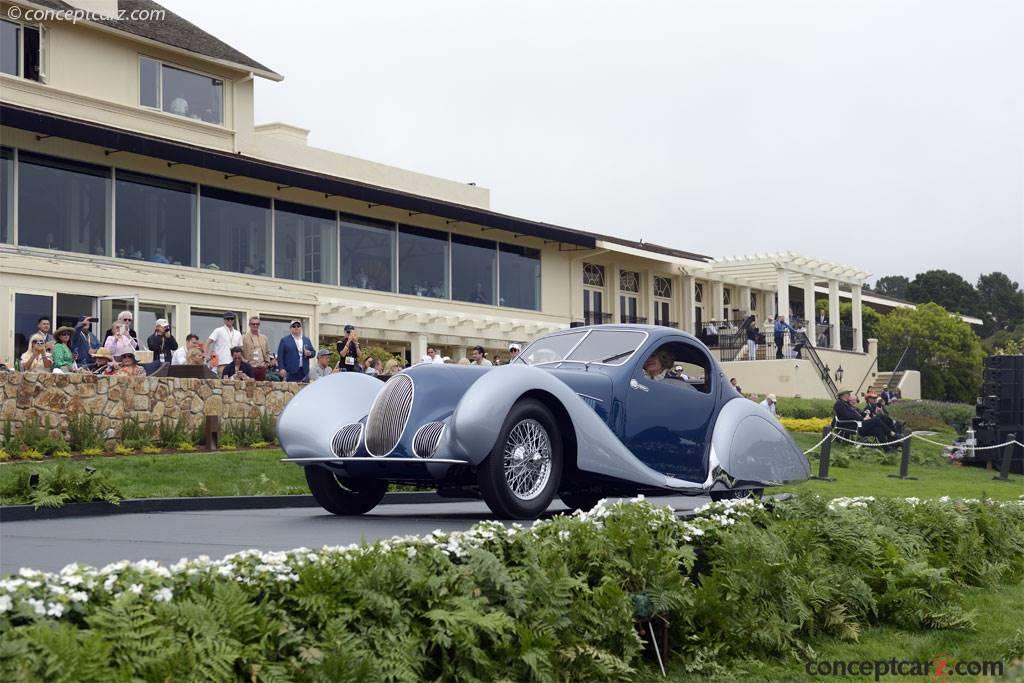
left=340, top=215, right=394, bottom=292
left=0, top=147, right=12, bottom=244
left=1, top=20, right=42, bottom=81
left=257, top=315, right=305, bottom=353
left=274, top=201, right=338, bottom=285
left=190, top=309, right=244, bottom=343
left=500, top=244, right=541, bottom=310
left=452, top=234, right=496, bottom=305
left=399, top=225, right=448, bottom=299
left=140, top=57, right=224, bottom=125
left=18, top=152, right=110, bottom=256
left=199, top=186, right=270, bottom=276
left=14, top=293, right=52, bottom=367
left=115, top=170, right=195, bottom=266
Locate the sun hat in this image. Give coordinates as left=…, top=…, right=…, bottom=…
left=54, top=326, right=75, bottom=338
left=766, top=393, right=777, bottom=401
left=91, top=348, right=113, bottom=360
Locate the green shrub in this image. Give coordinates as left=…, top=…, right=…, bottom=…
left=258, top=411, right=277, bottom=443
left=119, top=417, right=156, bottom=450
left=0, top=462, right=122, bottom=507
left=1, top=496, right=1022, bottom=680
left=887, top=400, right=974, bottom=433
left=223, top=418, right=261, bottom=448
left=67, top=413, right=104, bottom=452
left=157, top=416, right=190, bottom=449
left=7, top=416, right=68, bottom=455
left=774, top=397, right=834, bottom=419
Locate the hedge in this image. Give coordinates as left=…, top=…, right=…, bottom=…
left=887, top=400, right=975, bottom=433
left=2, top=495, right=1023, bottom=681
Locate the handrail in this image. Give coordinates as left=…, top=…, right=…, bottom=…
left=885, top=346, right=911, bottom=390
left=802, top=334, right=839, bottom=399
left=853, top=355, right=878, bottom=398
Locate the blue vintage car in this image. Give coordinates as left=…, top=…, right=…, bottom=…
left=278, top=325, right=809, bottom=519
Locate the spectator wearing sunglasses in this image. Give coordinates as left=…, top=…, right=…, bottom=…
left=20, top=337, right=53, bottom=372
left=103, top=310, right=138, bottom=344
left=242, top=317, right=270, bottom=381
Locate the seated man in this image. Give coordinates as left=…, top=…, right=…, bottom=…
left=833, top=389, right=896, bottom=448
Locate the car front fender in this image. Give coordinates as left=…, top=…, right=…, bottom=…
left=707, top=398, right=810, bottom=486
left=277, top=372, right=384, bottom=460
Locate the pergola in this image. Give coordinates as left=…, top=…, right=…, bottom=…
left=709, top=252, right=871, bottom=352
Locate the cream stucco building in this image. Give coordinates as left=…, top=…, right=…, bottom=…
left=0, top=0, right=917, bottom=399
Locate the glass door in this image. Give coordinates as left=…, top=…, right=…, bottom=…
left=13, top=293, right=54, bottom=369
left=99, top=294, right=138, bottom=340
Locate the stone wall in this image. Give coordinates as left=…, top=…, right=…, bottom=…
left=1, top=372, right=303, bottom=440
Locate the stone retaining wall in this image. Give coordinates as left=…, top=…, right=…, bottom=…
left=1, top=372, right=303, bottom=439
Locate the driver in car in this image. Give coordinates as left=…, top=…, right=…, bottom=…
left=642, top=350, right=672, bottom=381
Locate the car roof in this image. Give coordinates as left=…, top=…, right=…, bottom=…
left=546, top=324, right=700, bottom=343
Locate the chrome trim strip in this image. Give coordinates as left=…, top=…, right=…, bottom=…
left=282, top=457, right=466, bottom=465
left=575, top=392, right=604, bottom=403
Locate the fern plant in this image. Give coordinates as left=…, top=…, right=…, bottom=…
left=67, top=413, right=104, bottom=452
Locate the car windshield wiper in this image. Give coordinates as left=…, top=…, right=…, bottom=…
left=596, top=350, right=635, bottom=364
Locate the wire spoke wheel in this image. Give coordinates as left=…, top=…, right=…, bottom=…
left=502, top=418, right=553, bottom=501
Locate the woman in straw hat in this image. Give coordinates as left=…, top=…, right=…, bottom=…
left=52, top=326, right=76, bottom=372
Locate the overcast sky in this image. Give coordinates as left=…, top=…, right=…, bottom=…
left=164, top=0, right=1024, bottom=285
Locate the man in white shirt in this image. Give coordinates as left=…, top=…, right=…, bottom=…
left=760, top=393, right=778, bottom=418
left=426, top=346, right=445, bottom=364
left=470, top=346, right=493, bottom=366
left=172, top=334, right=200, bottom=365
left=207, top=312, right=242, bottom=375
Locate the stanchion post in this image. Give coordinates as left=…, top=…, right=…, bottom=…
left=205, top=415, right=220, bottom=451
left=993, top=433, right=1015, bottom=482
left=811, top=426, right=835, bottom=481
left=888, top=435, right=917, bottom=480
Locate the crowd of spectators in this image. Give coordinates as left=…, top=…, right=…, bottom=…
left=1, top=310, right=527, bottom=386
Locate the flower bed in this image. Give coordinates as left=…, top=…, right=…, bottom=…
left=2, top=495, right=1023, bottom=681
left=779, top=416, right=831, bottom=433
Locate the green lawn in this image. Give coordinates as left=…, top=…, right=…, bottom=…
left=776, top=431, right=1024, bottom=501
left=664, top=581, right=1024, bottom=682
left=0, top=450, right=309, bottom=503
left=2, top=431, right=1021, bottom=505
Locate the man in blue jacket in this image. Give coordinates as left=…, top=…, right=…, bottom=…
left=71, top=315, right=100, bottom=368
left=276, top=320, right=316, bottom=382
left=773, top=315, right=795, bottom=359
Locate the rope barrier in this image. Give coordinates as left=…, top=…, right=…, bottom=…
left=801, top=430, right=1024, bottom=454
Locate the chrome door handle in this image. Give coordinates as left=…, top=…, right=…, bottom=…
left=629, top=379, right=649, bottom=393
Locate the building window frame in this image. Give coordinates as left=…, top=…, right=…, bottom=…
left=1, top=19, right=45, bottom=82
left=138, top=55, right=225, bottom=126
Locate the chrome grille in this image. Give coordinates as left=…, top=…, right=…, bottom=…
left=365, top=374, right=414, bottom=456
left=331, top=423, right=363, bottom=458
left=412, top=422, right=445, bottom=459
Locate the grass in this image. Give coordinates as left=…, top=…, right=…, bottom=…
left=0, top=450, right=308, bottom=503
left=665, top=581, right=1024, bottom=682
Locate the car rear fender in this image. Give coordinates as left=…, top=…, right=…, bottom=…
left=706, top=397, right=810, bottom=486
left=449, top=365, right=692, bottom=488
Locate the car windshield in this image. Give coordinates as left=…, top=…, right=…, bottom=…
left=517, top=329, right=647, bottom=366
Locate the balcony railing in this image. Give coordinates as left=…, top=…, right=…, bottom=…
left=654, top=320, right=679, bottom=329
left=621, top=315, right=648, bottom=324
left=571, top=312, right=613, bottom=327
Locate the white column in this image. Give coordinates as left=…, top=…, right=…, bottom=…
left=682, top=274, right=696, bottom=334
left=739, top=285, right=752, bottom=318
left=450, top=346, right=467, bottom=363
left=711, top=281, right=724, bottom=322
left=803, top=274, right=816, bottom=343
left=776, top=268, right=789, bottom=322
left=765, top=288, right=776, bottom=321
left=852, top=285, right=863, bottom=352
left=610, top=262, right=621, bottom=323
left=828, top=279, right=841, bottom=350
left=412, top=333, right=428, bottom=363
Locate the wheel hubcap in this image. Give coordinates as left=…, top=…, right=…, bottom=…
left=503, top=418, right=552, bottom=501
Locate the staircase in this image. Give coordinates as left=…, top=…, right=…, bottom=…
left=869, top=371, right=904, bottom=395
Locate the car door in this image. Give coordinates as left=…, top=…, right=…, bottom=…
left=623, top=338, right=718, bottom=483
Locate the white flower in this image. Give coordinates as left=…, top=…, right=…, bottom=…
left=129, top=584, right=143, bottom=595
left=406, top=547, right=417, bottom=558
left=153, top=588, right=173, bottom=603
left=26, top=598, right=46, bottom=616
left=558, top=530, right=571, bottom=541
left=69, top=591, right=89, bottom=603
left=46, top=602, right=64, bottom=618
left=0, top=595, right=11, bottom=613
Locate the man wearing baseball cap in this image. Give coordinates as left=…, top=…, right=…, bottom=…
left=759, top=393, right=778, bottom=418
left=207, top=312, right=242, bottom=376
left=336, top=324, right=361, bottom=372
left=508, top=343, right=522, bottom=363
left=309, top=349, right=334, bottom=382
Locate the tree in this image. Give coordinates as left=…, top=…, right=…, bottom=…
left=904, top=270, right=979, bottom=316
left=876, top=303, right=984, bottom=403
left=975, top=271, right=1024, bottom=336
left=874, top=275, right=910, bottom=300
left=839, top=302, right=881, bottom=350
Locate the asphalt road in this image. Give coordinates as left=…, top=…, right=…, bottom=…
left=0, top=495, right=711, bottom=574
